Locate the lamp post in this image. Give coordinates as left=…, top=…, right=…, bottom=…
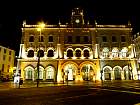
left=37, top=23, right=45, bottom=87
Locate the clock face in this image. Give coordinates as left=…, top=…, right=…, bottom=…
left=75, top=19, right=80, bottom=23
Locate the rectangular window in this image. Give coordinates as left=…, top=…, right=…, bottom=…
left=112, top=36, right=117, bottom=42
left=9, top=51, right=11, bottom=55
left=76, top=36, right=80, bottom=43
left=3, top=55, right=6, bottom=61
left=4, top=49, right=6, bottom=53
left=39, top=36, right=44, bottom=42
left=9, top=56, right=11, bottom=62
left=68, top=36, right=72, bottom=43
left=49, top=36, right=53, bottom=42
left=84, top=36, right=89, bottom=42
left=121, top=36, right=126, bottom=42
left=2, top=64, right=4, bottom=72
left=7, top=65, right=10, bottom=72
left=102, top=36, right=107, bottom=42
left=29, top=36, right=34, bottom=42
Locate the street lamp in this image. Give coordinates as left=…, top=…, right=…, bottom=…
left=37, top=23, right=45, bottom=87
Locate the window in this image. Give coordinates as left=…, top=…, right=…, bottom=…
left=4, top=49, right=6, bottom=53
left=7, top=65, right=10, bottom=72
left=9, top=51, right=11, bottom=55
left=102, top=47, right=109, bottom=58
left=84, top=36, right=89, bottom=43
left=76, top=36, right=80, bottom=43
left=29, top=36, right=34, bottom=42
left=39, top=36, right=44, bottom=42
left=102, top=36, right=107, bottom=42
left=84, top=50, right=89, bottom=58
left=121, top=36, right=126, bottom=42
left=112, top=36, right=117, bottom=42
left=76, top=50, right=81, bottom=57
left=37, top=50, right=44, bottom=57
left=3, top=55, right=6, bottom=60
left=9, top=56, right=11, bottom=62
left=49, top=36, right=53, bottom=42
left=68, top=36, right=72, bottom=43
left=2, top=64, right=4, bottom=72
left=67, top=50, right=73, bottom=58
left=47, top=50, right=54, bottom=57
left=27, top=50, right=34, bottom=57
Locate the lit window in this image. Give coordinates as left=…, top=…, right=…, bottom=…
left=102, top=47, right=109, bottom=58
left=112, top=48, right=119, bottom=58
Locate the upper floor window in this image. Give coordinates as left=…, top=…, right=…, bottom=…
left=76, top=36, right=80, bottom=43
left=9, top=56, right=11, bottom=62
left=2, top=64, right=4, bottom=72
left=112, top=36, right=117, bottom=42
left=112, top=48, right=119, bottom=58
left=49, top=36, right=53, bottom=42
left=84, top=50, right=89, bottom=58
left=121, top=36, right=126, bottom=42
left=37, top=50, right=44, bottom=57
left=29, top=36, right=34, bottom=42
left=76, top=50, right=81, bottom=57
left=3, top=55, right=6, bottom=60
left=84, top=36, right=89, bottom=43
left=102, top=36, right=107, bottom=42
left=39, top=36, right=44, bottom=42
left=68, top=36, right=72, bottom=43
left=9, top=51, right=11, bottom=55
left=27, top=50, right=34, bottom=57
left=102, top=47, right=109, bottom=58
left=47, top=50, right=54, bottom=57
left=4, top=49, right=6, bottom=53
left=67, top=50, right=73, bottom=58
left=7, top=65, right=10, bottom=72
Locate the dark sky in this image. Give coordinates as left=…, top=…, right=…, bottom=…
left=0, top=0, right=139, bottom=56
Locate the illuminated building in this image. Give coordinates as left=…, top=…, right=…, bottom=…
left=18, top=8, right=138, bottom=82
left=0, top=45, right=15, bottom=80
left=133, top=32, right=140, bottom=80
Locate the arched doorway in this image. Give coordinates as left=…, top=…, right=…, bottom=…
left=81, top=64, right=94, bottom=81
left=103, top=66, right=112, bottom=80
left=24, top=66, right=34, bottom=80
left=46, top=66, right=55, bottom=80
left=64, top=64, right=76, bottom=81
left=123, top=66, right=131, bottom=80
left=113, top=66, right=122, bottom=80
left=35, top=66, right=44, bottom=80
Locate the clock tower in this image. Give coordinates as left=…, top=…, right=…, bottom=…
left=71, top=8, right=84, bottom=27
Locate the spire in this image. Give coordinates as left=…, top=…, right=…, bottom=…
left=128, top=20, right=131, bottom=27
left=59, top=20, right=61, bottom=25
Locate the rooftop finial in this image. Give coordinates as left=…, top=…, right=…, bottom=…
left=23, top=20, right=26, bottom=27
left=59, top=20, right=61, bottom=25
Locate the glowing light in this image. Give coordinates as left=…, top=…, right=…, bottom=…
left=72, top=57, right=76, bottom=59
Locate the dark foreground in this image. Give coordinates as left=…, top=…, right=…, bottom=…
left=0, top=84, right=140, bottom=105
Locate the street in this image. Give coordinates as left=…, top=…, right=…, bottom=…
left=0, top=81, right=140, bottom=105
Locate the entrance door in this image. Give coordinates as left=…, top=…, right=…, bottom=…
left=68, top=69, right=73, bottom=80
left=114, top=69, right=121, bottom=80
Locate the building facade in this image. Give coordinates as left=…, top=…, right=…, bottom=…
left=133, top=32, right=140, bottom=80
left=0, top=45, right=15, bottom=80
left=18, top=8, right=138, bottom=82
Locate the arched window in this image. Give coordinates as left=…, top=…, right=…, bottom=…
left=121, top=47, right=128, bottom=58
left=76, top=50, right=81, bottom=57
left=84, top=50, right=89, bottom=58
left=29, top=36, right=34, bottom=42
left=37, top=50, right=44, bottom=57
left=27, top=50, right=34, bottom=57
left=46, top=66, right=54, bottom=79
left=102, top=47, right=109, bottom=58
left=47, top=50, right=54, bottom=57
left=67, top=50, right=73, bottom=58
left=112, top=48, right=119, bottom=58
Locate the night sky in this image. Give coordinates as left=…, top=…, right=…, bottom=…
left=0, top=0, right=139, bottom=56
